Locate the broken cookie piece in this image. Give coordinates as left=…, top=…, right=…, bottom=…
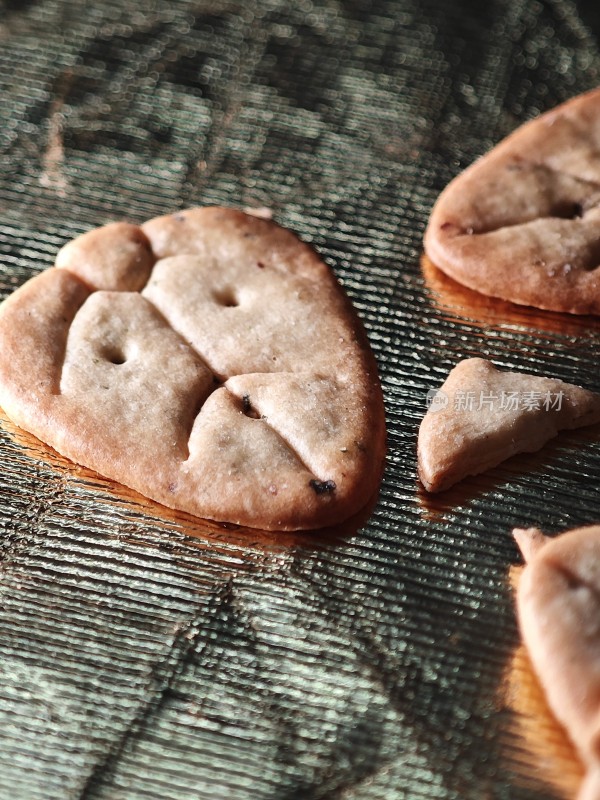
left=514, top=525, right=600, bottom=800
left=0, top=207, right=386, bottom=531
left=418, top=358, right=600, bottom=492
left=425, top=88, right=600, bottom=314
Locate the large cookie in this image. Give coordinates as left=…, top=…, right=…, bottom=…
left=425, top=88, right=600, bottom=314
left=0, top=207, right=386, bottom=531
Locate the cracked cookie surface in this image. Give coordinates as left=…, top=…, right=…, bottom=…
left=425, top=88, right=600, bottom=314
left=0, top=207, right=386, bottom=531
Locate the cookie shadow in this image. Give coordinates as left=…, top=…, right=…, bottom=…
left=110, top=479, right=380, bottom=553
left=0, top=410, right=378, bottom=553
left=421, top=254, right=600, bottom=336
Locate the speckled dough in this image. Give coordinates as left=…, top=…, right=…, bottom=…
left=425, top=88, right=600, bottom=314
left=0, top=207, right=386, bottom=530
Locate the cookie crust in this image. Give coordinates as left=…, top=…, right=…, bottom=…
left=0, top=207, right=386, bottom=531
left=425, top=88, right=600, bottom=314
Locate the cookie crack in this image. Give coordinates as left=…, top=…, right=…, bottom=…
left=547, top=556, right=600, bottom=606
left=57, top=294, right=223, bottom=464
left=533, top=161, right=600, bottom=192
left=61, top=291, right=323, bottom=474
left=450, top=162, right=600, bottom=238
left=54, top=275, right=94, bottom=396
left=140, top=295, right=224, bottom=383
left=142, top=289, right=287, bottom=385
left=451, top=210, right=600, bottom=272
left=222, top=384, right=322, bottom=482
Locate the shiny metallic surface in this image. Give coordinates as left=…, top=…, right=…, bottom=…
left=1, top=1, right=599, bottom=798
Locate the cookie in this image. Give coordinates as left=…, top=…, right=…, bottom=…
left=0, top=207, right=386, bottom=531
left=418, top=358, right=600, bottom=492
left=514, top=525, right=600, bottom=798
left=425, top=88, right=600, bottom=314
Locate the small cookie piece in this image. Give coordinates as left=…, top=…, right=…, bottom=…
left=418, top=358, right=600, bottom=492
left=425, top=88, right=600, bottom=314
left=0, top=207, right=386, bottom=530
left=514, top=525, right=600, bottom=800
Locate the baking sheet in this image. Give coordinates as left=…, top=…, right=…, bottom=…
left=1, top=0, right=600, bottom=798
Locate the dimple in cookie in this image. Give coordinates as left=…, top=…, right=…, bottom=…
left=0, top=207, right=386, bottom=531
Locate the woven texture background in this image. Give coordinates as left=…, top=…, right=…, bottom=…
left=1, top=1, right=600, bottom=798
